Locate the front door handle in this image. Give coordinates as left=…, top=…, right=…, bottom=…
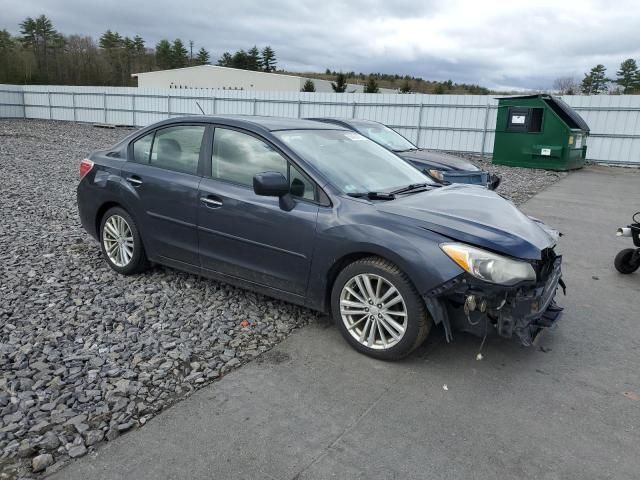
left=201, top=196, right=223, bottom=208
left=126, top=176, right=143, bottom=186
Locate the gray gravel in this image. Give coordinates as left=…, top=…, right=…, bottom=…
left=0, top=120, right=316, bottom=478
left=0, top=119, right=567, bottom=478
left=464, top=154, right=568, bottom=205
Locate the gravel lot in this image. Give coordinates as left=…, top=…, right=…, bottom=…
left=464, top=155, right=568, bottom=205
left=0, top=119, right=566, bottom=478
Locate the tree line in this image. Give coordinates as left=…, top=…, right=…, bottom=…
left=0, top=14, right=277, bottom=86
left=554, top=59, right=640, bottom=95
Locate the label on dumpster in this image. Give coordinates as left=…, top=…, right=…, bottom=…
left=541, top=148, right=551, bottom=156
left=511, top=115, right=526, bottom=124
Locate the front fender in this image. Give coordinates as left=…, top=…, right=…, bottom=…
left=306, top=219, right=464, bottom=311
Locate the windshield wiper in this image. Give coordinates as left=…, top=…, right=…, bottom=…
left=395, top=147, right=419, bottom=153
left=347, top=191, right=396, bottom=200
left=388, top=183, right=430, bottom=195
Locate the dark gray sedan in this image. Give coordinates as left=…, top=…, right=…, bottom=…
left=78, top=116, right=563, bottom=360
left=309, top=118, right=500, bottom=189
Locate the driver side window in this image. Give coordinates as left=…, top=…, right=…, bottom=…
left=212, top=128, right=317, bottom=201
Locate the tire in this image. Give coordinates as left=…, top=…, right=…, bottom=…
left=99, top=207, right=150, bottom=275
left=614, top=248, right=640, bottom=274
left=330, top=256, right=432, bottom=360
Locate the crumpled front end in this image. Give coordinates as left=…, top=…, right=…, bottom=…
left=425, top=249, right=565, bottom=346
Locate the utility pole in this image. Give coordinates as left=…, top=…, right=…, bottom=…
left=189, top=40, right=194, bottom=65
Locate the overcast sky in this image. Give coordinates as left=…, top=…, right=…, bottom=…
left=3, top=0, right=640, bottom=90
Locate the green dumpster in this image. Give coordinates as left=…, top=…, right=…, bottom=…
left=492, top=94, right=589, bottom=170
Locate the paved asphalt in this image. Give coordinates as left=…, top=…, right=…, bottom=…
left=55, top=166, right=640, bottom=480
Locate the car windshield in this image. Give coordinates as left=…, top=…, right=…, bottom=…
left=274, top=129, right=433, bottom=194
left=354, top=124, right=416, bottom=152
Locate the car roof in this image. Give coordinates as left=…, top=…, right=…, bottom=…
left=307, top=118, right=384, bottom=130
left=162, top=115, right=347, bottom=132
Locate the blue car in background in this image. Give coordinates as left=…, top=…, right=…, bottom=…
left=78, top=115, right=561, bottom=360
left=309, top=118, right=500, bottom=190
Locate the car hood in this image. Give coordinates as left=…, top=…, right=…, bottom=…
left=376, top=185, right=557, bottom=260
left=396, top=149, right=481, bottom=172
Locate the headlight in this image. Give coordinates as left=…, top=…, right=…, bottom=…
left=427, top=169, right=445, bottom=181
left=440, top=243, right=536, bottom=285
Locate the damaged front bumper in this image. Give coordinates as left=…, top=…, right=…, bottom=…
left=424, top=256, right=565, bottom=346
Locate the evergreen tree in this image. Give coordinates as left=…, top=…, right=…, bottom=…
left=195, top=47, right=210, bottom=65
left=20, top=14, right=58, bottom=82
left=133, top=35, right=145, bottom=55
left=246, top=46, right=262, bottom=71
left=155, top=39, right=172, bottom=69
left=170, top=39, right=188, bottom=68
left=231, top=50, right=248, bottom=69
left=99, top=30, right=125, bottom=85
left=363, top=75, right=379, bottom=93
left=331, top=72, right=348, bottom=93
left=301, top=79, right=316, bottom=92
left=261, top=46, right=276, bottom=72
left=217, top=52, right=233, bottom=67
left=616, top=59, right=640, bottom=93
left=581, top=64, right=609, bottom=94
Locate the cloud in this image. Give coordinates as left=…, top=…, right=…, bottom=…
left=3, top=0, right=640, bottom=89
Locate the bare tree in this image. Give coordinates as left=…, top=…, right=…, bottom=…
left=553, top=76, right=580, bottom=95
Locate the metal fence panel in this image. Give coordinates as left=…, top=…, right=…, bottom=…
left=0, top=84, right=638, bottom=165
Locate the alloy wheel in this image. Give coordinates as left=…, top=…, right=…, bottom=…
left=102, top=215, right=134, bottom=268
left=339, top=273, right=408, bottom=350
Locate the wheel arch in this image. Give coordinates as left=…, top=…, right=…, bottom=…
left=323, top=250, right=420, bottom=313
left=95, top=201, right=122, bottom=238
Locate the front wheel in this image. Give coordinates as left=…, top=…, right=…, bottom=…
left=614, top=248, right=640, bottom=274
left=331, top=257, right=432, bottom=360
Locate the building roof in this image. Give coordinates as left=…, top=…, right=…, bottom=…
left=132, top=64, right=308, bottom=81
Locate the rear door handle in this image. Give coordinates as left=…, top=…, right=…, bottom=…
left=201, top=196, right=223, bottom=208
left=126, top=176, right=143, bottom=186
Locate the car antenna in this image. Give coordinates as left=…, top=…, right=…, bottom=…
left=195, top=101, right=205, bottom=115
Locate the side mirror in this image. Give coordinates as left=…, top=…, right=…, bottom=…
left=253, top=171, right=295, bottom=211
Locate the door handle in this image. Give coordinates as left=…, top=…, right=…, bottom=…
left=126, top=176, right=143, bottom=186
left=201, top=196, right=223, bottom=208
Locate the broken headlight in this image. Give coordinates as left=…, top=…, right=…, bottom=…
left=440, top=243, right=536, bottom=286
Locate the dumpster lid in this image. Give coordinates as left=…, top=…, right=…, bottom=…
left=497, top=94, right=590, bottom=133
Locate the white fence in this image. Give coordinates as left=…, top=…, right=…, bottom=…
left=1, top=84, right=639, bottom=165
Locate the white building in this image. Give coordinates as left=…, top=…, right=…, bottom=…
left=131, top=65, right=395, bottom=93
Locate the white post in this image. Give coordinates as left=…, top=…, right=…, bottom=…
left=72, top=92, right=76, bottom=122
left=132, top=94, right=136, bottom=126
left=103, top=92, right=107, bottom=123
left=48, top=91, right=52, bottom=120
left=416, top=103, right=425, bottom=147
left=481, top=102, right=491, bottom=157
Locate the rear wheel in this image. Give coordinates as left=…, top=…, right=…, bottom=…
left=100, top=207, right=149, bottom=275
left=614, top=248, right=640, bottom=274
left=331, top=257, right=432, bottom=360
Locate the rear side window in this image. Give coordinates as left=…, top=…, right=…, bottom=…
left=211, top=128, right=287, bottom=186
left=132, top=132, right=154, bottom=163
left=150, top=125, right=206, bottom=174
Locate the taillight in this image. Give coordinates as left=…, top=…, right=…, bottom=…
left=79, top=159, right=94, bottom=179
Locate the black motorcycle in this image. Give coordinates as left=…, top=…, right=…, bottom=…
left=615, top=212, right=640, bottom=274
